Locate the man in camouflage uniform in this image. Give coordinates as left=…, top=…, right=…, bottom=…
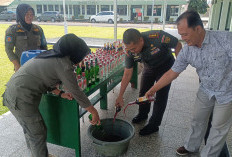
left=115, top=28, right=182, bottom=136
left=5, top=4, right=47, bottom=71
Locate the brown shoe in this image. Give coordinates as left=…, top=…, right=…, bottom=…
left=176, top=146, right=190, bottom=156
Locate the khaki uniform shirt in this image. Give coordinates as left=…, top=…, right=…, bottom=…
left=5, top=24, right=47, bottom=63
left=4, top=56, right=91, bottom=108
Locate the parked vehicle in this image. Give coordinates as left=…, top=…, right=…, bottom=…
left=0, top=10, right=16, bottom=21
left=37, top=11, right=63, bottom=22
left=90, top=11, right=119, bottom=24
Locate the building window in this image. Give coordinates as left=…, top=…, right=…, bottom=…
left=101, top=5, right=109, bottom=11
left=170, top=5, right=179, bottom=16
left=147, top=5, right=161, bottom=16
left=69, top=5, right=72, bottom=14
left=65, top=5, right=68, bottom=14
left=36, top=5, right=42, bottom=14
left=87, top=5, right=96, bottom=15
left=82, top=5, right=85, bottom=15
left=43, top=5, right=47, bottom=12
left=55, top=5, right=59, bottom=12
left=73, top=5, right=80, bottom=17
left=48, top=5, right=53, bottom=11
left=60, top=5, right=63, bottom=14
left=117, top=5, right=127, bottom=15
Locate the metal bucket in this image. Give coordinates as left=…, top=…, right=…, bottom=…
left=87, top=118, right=135, bottom=157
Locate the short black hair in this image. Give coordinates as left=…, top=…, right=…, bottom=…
left=176, top=10, right=203, bottom=28
left=123, top=28, right=142, bottom=44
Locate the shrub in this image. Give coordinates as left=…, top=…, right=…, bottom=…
left=144, top=16, right=149, bottom=21
left=79, top=15, right=84, bottom=19
left=134, top=17, right=138, bottom=23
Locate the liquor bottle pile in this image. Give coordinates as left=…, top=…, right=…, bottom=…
left=74, top=41, right=126, bottom=92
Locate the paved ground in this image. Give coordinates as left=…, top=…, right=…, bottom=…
left=0, top=65, right=232, bottom=157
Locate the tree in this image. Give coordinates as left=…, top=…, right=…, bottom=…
left=188, top=0, right=209, bottom=14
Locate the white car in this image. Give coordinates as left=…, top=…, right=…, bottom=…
left=90, top=11, right=119, bottom=24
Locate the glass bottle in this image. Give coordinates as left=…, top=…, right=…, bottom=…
left=88, top=114, right=103, bottom=130
left=82, top=72, right=87, bottom=91
left=94, top=58, right=100, bottom=83
left=77, top=74, right=82, bottom=90
left=90, top=59, right=95, bottom=86
left=75, top=64, right=82, bottom=76
left=99, top=64, right=104, bottom=81
left=128, top=96, right=155, bottom=105
left=85, top=61, right=91, bottom=88
left=81, top=60, right=85, bottom=72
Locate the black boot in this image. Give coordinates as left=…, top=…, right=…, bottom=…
left=139, top=123, right=159, bottom=136
left=132, top=114, right=148, bottom=124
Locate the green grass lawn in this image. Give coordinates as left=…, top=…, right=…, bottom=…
left=0, top=23, right=150, bottom=115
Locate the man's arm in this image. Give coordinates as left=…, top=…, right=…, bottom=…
left=38, top=25, right=47, bottom=50
left=145, top=69, right=179, bottom=98
left=115, top=67, right=133, bottom=107
left=174, top=42, right=182, bottom=57
left=5, top=26, right=20, bottom=71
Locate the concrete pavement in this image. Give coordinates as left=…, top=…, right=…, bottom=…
left=0, top=65, right=232, bottom=157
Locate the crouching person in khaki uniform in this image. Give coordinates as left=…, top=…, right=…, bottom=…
left=2, top=34, right=101, bottom=157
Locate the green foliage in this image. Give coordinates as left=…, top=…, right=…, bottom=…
left=144, top=16, right=149, bottom=21
left=78, top=15, right=84, bottom=19
left=154, top=18, right=159, bottom=23
left=188, top=0, right=209, bottom=14
left=0, top=24, right=13, bottom=115
left=134, top=17, right=138, bottom=23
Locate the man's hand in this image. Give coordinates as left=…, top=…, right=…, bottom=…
left=86, top=106, right=101, bottom=125
left=12, top=60, right=20, bottom=72
left=61, top=92, right=73, bottom=100
left=90, top=112, right=101, bottom=125
left=115, top=96, right=124, bottom=108
left=145, top=88, right=156, bottom=99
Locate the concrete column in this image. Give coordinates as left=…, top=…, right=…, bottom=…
left=85, top=5, right=87, bottom=17
left=80, top=5, right=82, bottom=15
left=128, top=5, right=131, bottom=21
left=68, top=5, right=70, bottom=20
left=72, top=5, right=74, bottom=17
left=144, top=5, right=147, bottom=17
left=178, top=5, right=181, bottom=16
left=42, top=5, right=44, bottom=13
left=219, top=0, right=230, bottom=30
left=208, top=4, right=216, bottom=29
left=95, top=5, right=97, bottom=14
left=230, top=16, right=232, bottom=31
left=211, top=2, right=221, bottom=30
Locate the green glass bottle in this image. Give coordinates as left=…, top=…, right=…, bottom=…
left=75, top=64, right=82, bottom=76
left=90, top=59, right=95, bottom=86
left=88, top=114, right=103, bottom=130
left=85, top=61, right=90, bottom=90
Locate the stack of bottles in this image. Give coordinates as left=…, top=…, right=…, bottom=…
left=74, top=40, right=126, bottom=92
